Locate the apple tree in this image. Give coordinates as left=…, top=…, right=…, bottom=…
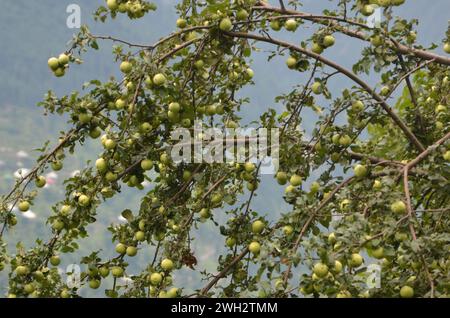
left=0, top=0, right=449, bottom=298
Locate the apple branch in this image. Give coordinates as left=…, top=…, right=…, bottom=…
left=225, top=31, right=426, bottom=152
left=283, top=176, right=355, bottom=284
left=253, top=3, right=450, bottom=66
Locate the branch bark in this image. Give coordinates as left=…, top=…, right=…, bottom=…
left=225, top=31, right=426, bottom=152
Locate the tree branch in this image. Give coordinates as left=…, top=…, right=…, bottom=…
left=225, top=31, right=426, bottom=152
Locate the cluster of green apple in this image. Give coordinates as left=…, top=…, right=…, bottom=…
left=311, top=35, right=336, bottom=55
left=10, top=253, right=62, bottom=297
left=47, top=53, right=70, bottom=77
left=268, top=18, right=299, bottom=33
left=106, top=0, right=156, bottom=19
left=273, top=171, right=303, bottom=195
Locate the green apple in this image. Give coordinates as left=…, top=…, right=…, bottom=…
left=444, top=43, right=450, bottom=54
left=244, top=162, right=256, bottom=173
left=322, top=35, right=335, bottom=48
left=48, top=57, right=60, bottom=71
left=58, top=206, right=70, bottom=218
left=24, top=283, right=35, bottom=294
left=99, top=266, right=110, bottom=278
left=219, top=18, right=233, bottom=31
left=349, top=253, right=363, bottom=267
left=276, top=171, right=288, bottom=185
left=353, top=164, right=368, bottom=178
left=111, top=266, right=124, bottom=277
left=120, top=61, right=132, bottom=74
left=89, top=279, right=101, bottom=289
left=332, top=134, right=341, bottom=145
left=161, top=258, right=174, bottom=271
left=333, top=260, right=343, bottom=273
left=371, top=35, right=383, bottom=47
left=245, top=68, right=254, bottom=79
left=135, top=231, right=145, bottom=242
left=140, top=122, right=152, bottom=133
left=168, top=102, right=181, bottom=113
left=236, top=9, right=249, bottom=21
left=54, top=67, right=65, bottom=77
left=380, top=86, right=390, bottom=96
left=313, top=263, right=329, bottom=278
left=140, top=159, right=153, bottom=171
left=372, top=247, right=384, bottom=259
left=339, top=135, right=352, bottom=147
left=331, top=152, right=341, bottom=162
left=160, top=153, right=170, bottom=165
left=311, top=43, right=324, bottom=54
left=153, top=73, right=167, bottom=86
left=115, top=98, right=126, bottom=109
left=105, top=172, right=117, bottom=182
left=270, top=20, right=281, bottom=31
left=361, top=4, right=374, bottom=16
left=290, top=174, right=302, bottom=187
left=400, top=285, right=414, bottom=298
left=211, top=193, right=223, bottom=205
left=52, top=219, right=65, bottom=231
left=176, top=18, right=187, bottom=28
left=180, top=170, right=191, bottom=182
left=78, top=112, right=92, bottom=124
left=194, top=60, right=204, bottom=69
left=252, top=220, right=265, bottom=234
left=167, top=110, right=180, bottom=122
left=51, top=161, right=63, bottom=171
left=310, top=181, right=320, bottom=193
left=443, top=150, right=450, bottom=162
left=373, top=180, right=382, bottom=190
left=107, top=0, right=118, bottom=10
left=352, top=100, right=364, bottom=112
left=115, top=243, right=127, bottom=254
left=435, top=104, right=447, bottom=113
left=167, top=287, right=179, bottom=298
left=391, top=200, right=406, bottom=214
left=50, top=255, right=61, bottom=266
left=104, top=139, right=116, bottom=150
left=284, top=19, right=297, bottom=31
left=15, top=265, right=29, bottom=276
left=126, top=246, right=138, bottom=257
left=249, top=241, right=261, bottom=255
left=311, top=82, right=323, bottom=95
left=89, top=127, right=102, bottom=139
left=60, top=289, right=70, bottom=298
left=286, top=56, right=297, bottom=69
left=78, top=194, right=90, bottom=207
left=328, top=232, right=337, bottom=244
left=58, top=53, right=70, bottom=65
left=285, top=185, right=295, bottom=194
left=283, top=225, right=294, bottom=235
left=336, top=290, right=351, bottom=298
left=18, top=201, right=30, bottom=212
left=206, top=104, right=217, bottom=116
left=181, top=118, right=191, bottom=128
left=96, top=158, right=108, bottom=173
left=226, top=237, right=236, bottom=247
left=150, top=272, right=163, bottom=285
left=199, top=208, right=210, bottom=218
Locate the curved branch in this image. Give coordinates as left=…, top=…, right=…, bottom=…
left=225, top=31, right=426, bottom=152
left=254, top=3, right=450, bottom=66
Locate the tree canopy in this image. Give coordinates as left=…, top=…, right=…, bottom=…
left=0, top=0, right=449, bottom=298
